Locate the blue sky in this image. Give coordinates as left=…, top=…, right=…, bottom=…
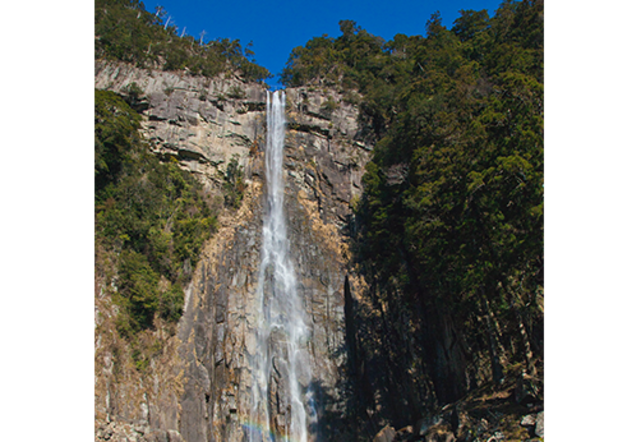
left=143, top=0, right=504, bottom=88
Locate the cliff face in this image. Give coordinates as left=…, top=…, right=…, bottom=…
left=94, top=61, right=373, bottom=442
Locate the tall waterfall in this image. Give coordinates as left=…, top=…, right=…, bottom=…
left=249, top=90, right=314, bottom=442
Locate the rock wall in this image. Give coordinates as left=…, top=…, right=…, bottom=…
left=95, top=60, right=267, bottom=191
left=172, top=86, right=376, bottom=442
left=94, top=61, right=373, bottom=442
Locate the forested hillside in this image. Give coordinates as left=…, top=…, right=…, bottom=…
left=95, top=0, right=271, bottom=81
left=281, top=0, right=543, bottom=434
left=95, top=89, right=221, bottom=370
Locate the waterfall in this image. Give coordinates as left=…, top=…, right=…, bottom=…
left=249, top=90, right=314, bottom=442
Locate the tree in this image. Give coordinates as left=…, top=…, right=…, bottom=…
left=95, top=0, right=271, bottom=81
left=339, top=19, right=360, bottom=39
left=452, top=9, right=490, bottom=42
left=425, top=11, right=444, bottom=38
left=347, top=0, right=543, bottom=405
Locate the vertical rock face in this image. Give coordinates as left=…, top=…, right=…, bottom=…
left=174, top=90, right=376, bottom=442
left=284, top=88, right=374, bottom=232
left=177, top=182, right=265, bottom=442
left=95, top=62, right=373, bottom=441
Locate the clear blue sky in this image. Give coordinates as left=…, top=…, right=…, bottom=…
left=144, top=0, right=505, bottom=88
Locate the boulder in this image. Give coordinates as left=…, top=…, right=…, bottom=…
left=520, top=410, right=543, bottom=438
left=520, top=413, right=536, bottom=427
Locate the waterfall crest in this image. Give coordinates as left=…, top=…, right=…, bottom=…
left=249, top=90, right=314, bottom=442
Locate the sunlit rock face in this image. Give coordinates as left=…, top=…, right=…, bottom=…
left=95, top=61, right=373, bottom=442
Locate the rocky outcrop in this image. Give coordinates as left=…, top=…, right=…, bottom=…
left=95, top=60, right=267, bottom=192
left=285, top=87, right=373, bottom=232
left=175, top=180, right=264, bottom=442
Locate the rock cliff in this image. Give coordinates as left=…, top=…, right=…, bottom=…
left=94, top=61, right=373, bottom=442
left=95, top=60, right=267, bottom=191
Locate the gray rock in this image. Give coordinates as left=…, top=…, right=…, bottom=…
left=486, top=430, right=505, bottom=442
left=521, top=411, right=544, bottom=439
left=95, top=60, right=268, bottom=190
left=521, top=413, right=536, bottom=427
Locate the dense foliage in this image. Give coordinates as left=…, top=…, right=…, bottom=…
left=222, top=155, right=246, bottom=209
left=283, top=0, right=543, bottom=411
left=95, top=90, right=217, bottom=336
left=359, top=1, right=543, bottom=312
left=95, top=0, right=271, bottom=82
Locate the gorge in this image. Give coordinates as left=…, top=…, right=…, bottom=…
left=95, top=1, right=544, bottom=441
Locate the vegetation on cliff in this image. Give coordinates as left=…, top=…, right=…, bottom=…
left=95, top=0, right=271, bottom=82
left=95, top=89, right=217, bottom=337
left=283, top=0, right=543, bottom=424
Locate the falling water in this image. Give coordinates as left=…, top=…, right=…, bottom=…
left=249, top=90, right=314, bottom=442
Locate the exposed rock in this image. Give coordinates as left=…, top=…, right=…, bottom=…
left=520, top=411, right=544, bottom=440
left=520, top=414, right=536, bottom=427
left=535, top=411, right=544, bottom=438
left=95, top=60, right=268, bottom=192
left=285, top=87, right=373, bottom=231
left=373, top=424, right=397, bottom=442
left=395, top=425, right=414, bottom=441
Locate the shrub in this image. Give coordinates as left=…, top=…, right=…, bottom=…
left=222, top=155, right=245, bottom=209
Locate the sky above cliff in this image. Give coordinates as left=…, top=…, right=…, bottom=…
left=144, top=0, right=504, bottom=88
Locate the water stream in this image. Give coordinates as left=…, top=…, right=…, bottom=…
left=249, top=90, right=314, bottom=442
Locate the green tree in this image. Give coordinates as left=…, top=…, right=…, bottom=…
left=222, top=156, right=246, bottom=209
left=95, top=0, right=271, bottom=82
left=117, top=250, right=160, bottom=332
left=341, top=0, right=543, bottom=405
left=95, top=90, right=141, bottom=192
left=95, top=89, right=218, bottom=335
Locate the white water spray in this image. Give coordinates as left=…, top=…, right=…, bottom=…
left=249, top=90, right=314, bottom=442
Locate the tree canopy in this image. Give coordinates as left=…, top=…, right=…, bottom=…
left=282, top=0, right=543, bottom=407
left=95, top=0, right=271, bottom=82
